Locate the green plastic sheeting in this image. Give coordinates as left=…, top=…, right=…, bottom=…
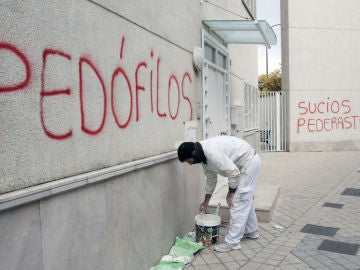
left=169, top=237, right=203, bottom=260
left=150, top=261, right=184, bottom=270
left=150, top=234, right=204, bottom=270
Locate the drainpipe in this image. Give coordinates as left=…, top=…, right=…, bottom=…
left=266, top=24, right=281, bottom=77
left=242, top=0, right=255, bottom=20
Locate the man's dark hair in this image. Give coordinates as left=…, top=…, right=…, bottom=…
left=177, top=142, right=195, bottom=162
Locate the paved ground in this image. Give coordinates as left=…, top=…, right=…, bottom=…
left=185, top=151, right=360, bottom=270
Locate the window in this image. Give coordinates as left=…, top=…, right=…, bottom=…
left=205, top=42, right=228, bottom=68
left=217, top=52, right=227, bottom=69
left=204, top=44, right=215, bottom=63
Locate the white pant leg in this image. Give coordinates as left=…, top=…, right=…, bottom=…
left=244, top=197, right=258, bottom=234
left=225, top=154, right=261, bottom=244
left=245, top=154, right=261, bottom=234
left=225, top=190, right=254, bottom=244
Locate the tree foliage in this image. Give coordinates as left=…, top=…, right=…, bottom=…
left=258, top=69, right=282, bottom=92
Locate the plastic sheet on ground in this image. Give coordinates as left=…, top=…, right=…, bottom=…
left=150, top=233, right=204, bottom=270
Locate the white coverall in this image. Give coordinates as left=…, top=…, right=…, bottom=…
left=200, top=136, right=261, bottom=244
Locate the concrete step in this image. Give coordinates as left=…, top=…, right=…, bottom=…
left=207, top=181, right=281, bottom=223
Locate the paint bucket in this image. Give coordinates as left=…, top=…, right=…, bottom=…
left=195, top=214, right=221, bottom=247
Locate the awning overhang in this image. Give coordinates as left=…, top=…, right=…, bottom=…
left=203, top=20, right=277, bottom=48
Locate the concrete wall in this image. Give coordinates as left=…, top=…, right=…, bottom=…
left=0, top=160, right=203, bottom=270
left=0, top=0, right=202, bottom=193
left=0, top=0, right=259, bottom=268
left=229, top=43, right=259, bottom=149
left=281, top=0, right=360, bottom=151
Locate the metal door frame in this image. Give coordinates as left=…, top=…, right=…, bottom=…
left=202, top=30, right=230, bottom=139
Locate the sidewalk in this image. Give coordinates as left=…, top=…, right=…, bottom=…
left=185, top=151, right=360, bottom=270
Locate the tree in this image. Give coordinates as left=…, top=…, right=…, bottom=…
left=258, top=69, right=281, bottom=92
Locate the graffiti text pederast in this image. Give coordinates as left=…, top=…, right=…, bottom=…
left=296, top=97, right=359, bottom=133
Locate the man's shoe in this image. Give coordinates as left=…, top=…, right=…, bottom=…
left=213, top=242, right=241, bottom=252
left=244, top=231, right=260, bottom=239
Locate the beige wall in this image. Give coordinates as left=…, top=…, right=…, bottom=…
left=281, top=0, right=360, bottom=151
left=0, top=0, right=201, bottom=193
left=0, top=0, right=259, bottom=268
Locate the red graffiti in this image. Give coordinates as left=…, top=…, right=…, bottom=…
left=156, top=57, right=166, bottom=118
left=79, top=57, right=107, bottom=135
left=150, top=51, right=154, bottom=113
left=135, top=62, right=147, bottom=121
left=40, top=49, right=72, bottom=140
left=168, top=74, right=180, bottom=120
left=120, top=36, right=125, bottom=60
left=111, top=67, right=133, bottom=129
left=0, top=42, right=31, bottom=92
left=1, top=39, right=193, bottom=140
left=296, top=98, right=359, bottom=133
left=181, top=72, right=193, bottom=121
left=297, top=98, right=351, bottom=115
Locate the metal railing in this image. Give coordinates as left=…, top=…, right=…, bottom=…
left=244, top=83, right=259, bottom=131
left=259, top=91, right=288, bottom=152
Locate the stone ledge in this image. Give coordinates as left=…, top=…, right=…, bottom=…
left=208, top=182, right=281, bottom=223
left=0, top=151, right=177, bottom=212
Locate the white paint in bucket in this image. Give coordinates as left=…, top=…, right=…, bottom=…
left=195, top=214, right=221, bottom=246
left=195, top=214, right=221, bottom=227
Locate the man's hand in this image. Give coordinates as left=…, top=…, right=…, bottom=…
left=199, top=194, right=212, bottom=213
left=199, top=201, right=209, bottom=213
left=226, top=191, right=235, bottom=208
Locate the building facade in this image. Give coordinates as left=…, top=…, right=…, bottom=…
left=0, top=0, right=267, bottom=269
left=281, top=0, right=360, bottom=151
